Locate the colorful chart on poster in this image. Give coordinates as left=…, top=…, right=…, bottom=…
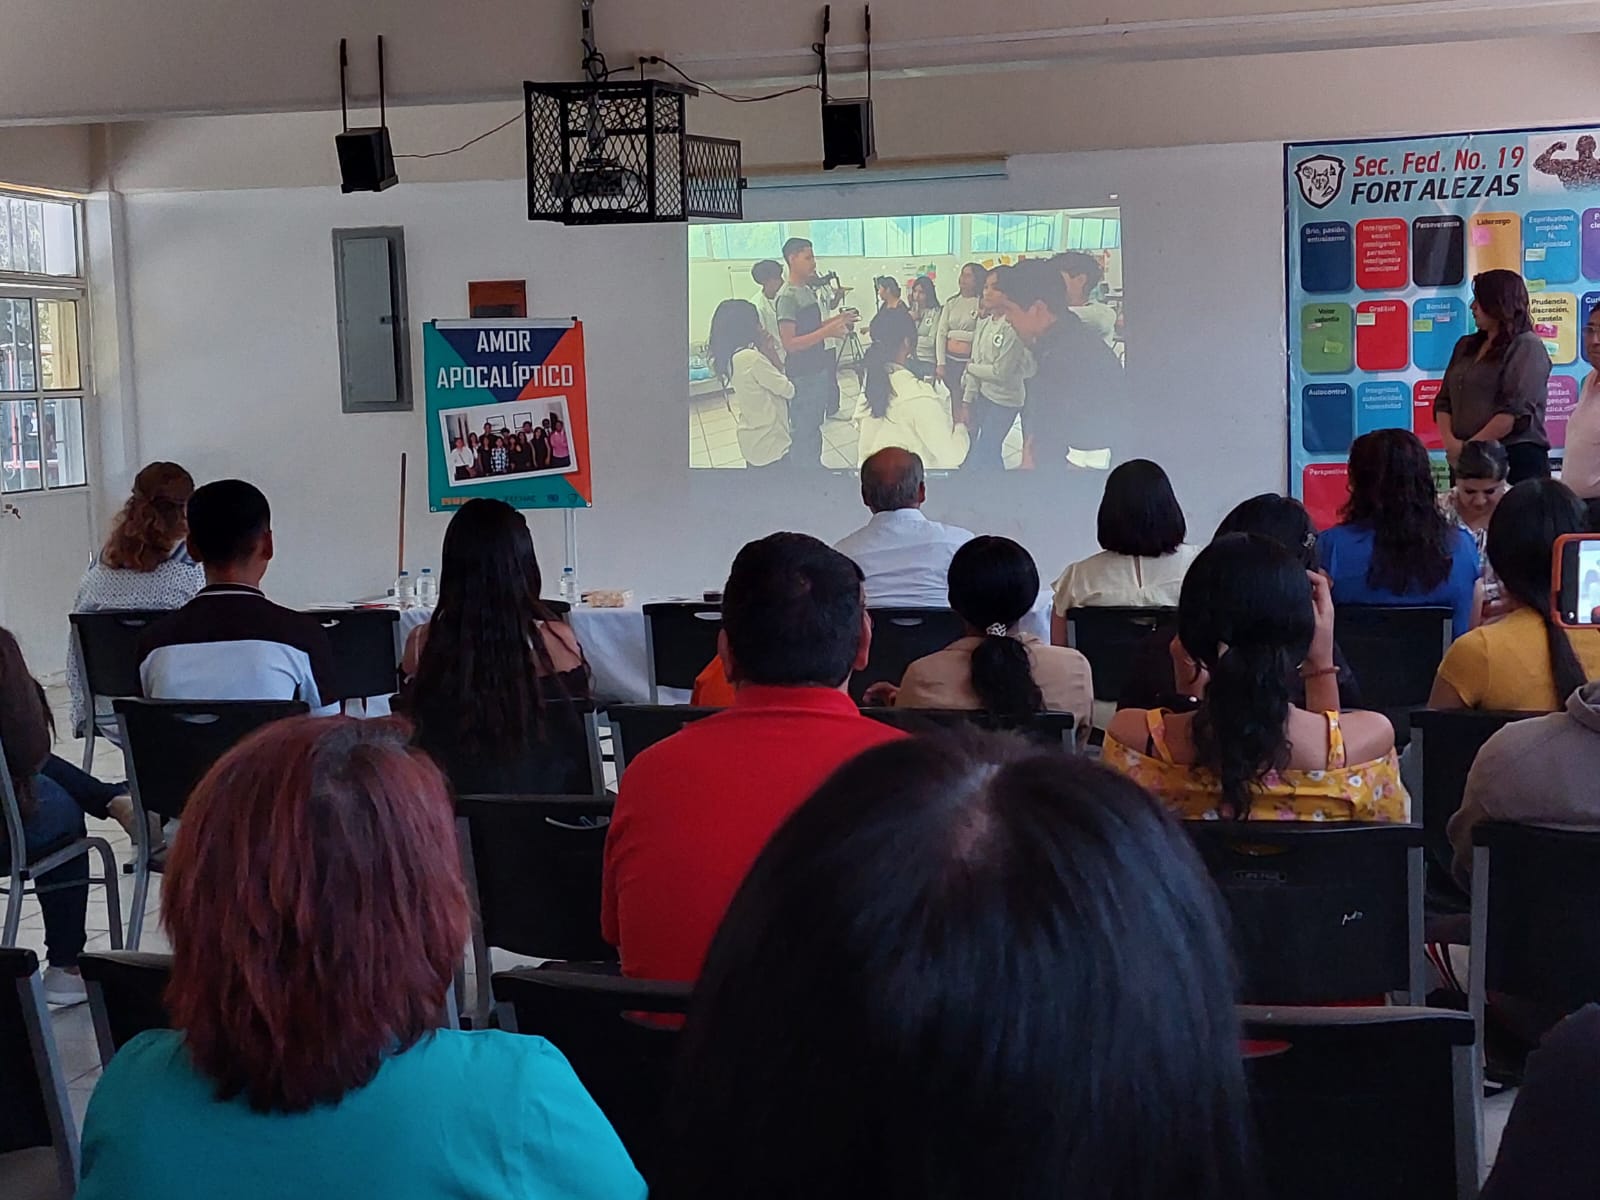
left=1286, top=125, right=1600, bottom=528
left=424, top=319, right=593, bottom=511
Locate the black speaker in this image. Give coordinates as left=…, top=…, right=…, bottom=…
left=822, top=99, right=876, bottom=170
left=336, top=127, right=399, bottom=194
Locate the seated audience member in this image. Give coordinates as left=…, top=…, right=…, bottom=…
left=1428, top=479, right=1600, bottom=712
left=880, top=536, right=1093, bottom=735
left=1317, top=428, right=1480, bottom=638
left=1106, top=534, right=1407, bottom=822
left=1440, top=439, right=1509, bottom=616
left=1118, top=493, right=1364, bottom=711
left=1447, top=680, right=1600, bottom=885
left=76, top=717, right=642, bottom=1200
left=655, top=735, right=1254, bottom=1200
left=834, top=447, right=974, bottom=607
left=1479, top=1005, right=1600, bottom=1200
left=602, top=533, right=905, bottom=981
left=401, top=498, right=592, bottom=795
left=68, top=461, right=205, bottom=738
left=1050, top=458, right=1198, bottom=645
left=855, top=306, right=971, bottom=470
left=136, top=480, right=336, bottom=711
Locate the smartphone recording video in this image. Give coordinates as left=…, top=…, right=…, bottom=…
left=1554, top=534, right=1600, bottom=629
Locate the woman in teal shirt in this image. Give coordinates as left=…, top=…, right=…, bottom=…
left=78, top=716, right=644, bottom=1200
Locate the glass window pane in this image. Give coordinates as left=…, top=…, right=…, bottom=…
left=42, top=396, right=85, bottom=488
left=0, top=399, right=41, bottom=493
left=38, top=299, right=80, bottom=390
left=998, top=214, right=1027, bottom=254
left=1066, top=219, right=1084, bottom=250
left=809, top=219, right=862, bottom=257
left=971, top=214, right=998, bottom=254
left=0, top=298, right=36, bottom=391
left=913, top=215, right=951, bottom=256
left=1105, top=218, right=1121, bottom=249
left=886, top=217, right=913, bottom=257
left=41, top=200, right=77, bottom=276
left=1082, top=218, right=1105, bottom=250
left=721, top=221, right=785, bottom=261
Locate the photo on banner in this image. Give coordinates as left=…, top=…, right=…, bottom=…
left=1286, top=125, right=1600, bottom=529
left=437, top=396, right=579, bottom=487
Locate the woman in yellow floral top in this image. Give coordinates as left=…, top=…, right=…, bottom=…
left=1105, top=534, right=1409, bottom=822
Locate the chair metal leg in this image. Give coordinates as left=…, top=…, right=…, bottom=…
left=91, top=838, right=124, bottom=951
left=80, top=718, right=96, bottom=772
left=1, top=871, right=21, bottom=947
left=126, top=821, right=151, bottom=951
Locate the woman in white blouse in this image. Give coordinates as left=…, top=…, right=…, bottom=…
left=710, top=298, right=796, bottom=469
left=1050, top=459, right=1199, bottom=644
left=856, top=306, right=971, bottom=470
left=68, top=462, right=206, bottom=737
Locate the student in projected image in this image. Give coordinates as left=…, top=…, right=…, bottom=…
left=963, top=267, right=1035, bottom=470
left=711, top=297, right=795, bottom=470
left=1584, top=569, right=1600, bottom=625
left=750, top=260, right=786, bottom=364
left=856, top=306, right=970, bottom=470
left=778, top=236, right=859, bottom=469
left=874, top=276, right=904, bottom=311
left=1052, top=251, right=1119, bottom=347
left=935, top=262, right=985, bottom=409
left=907, top=275, right=941, bottom=380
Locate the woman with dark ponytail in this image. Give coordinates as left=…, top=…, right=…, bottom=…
left=882, top=537, right=1092, bottom=735
left=856, top=306, right=971, bottom=469
left=1429, top=479, right=1600, bottom=711
left=1106, top=534, right=1407, bottom=821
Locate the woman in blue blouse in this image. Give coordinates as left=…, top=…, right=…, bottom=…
left=1317, top=429, right=1481, bottom=638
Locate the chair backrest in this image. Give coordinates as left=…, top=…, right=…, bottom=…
left=310, top=608, right=400, bottom=703
left=1333, top=606, right=1452, bottom=739
left=1472, top=823, right=1600, bottom=1015
left=426, top=701, right=605, bottom=798
left=605, top=704, right=719, bottom=774
left=642, top=602, right=723, bottom=699
left=456, top=794, right=617, bottom=962
left=1241, top=1004, right=1477, bottom=1200
left=850, top=607, right=969, bottom=702
left=0, top=947, right=76, bottom=1195
left=77, top=951, right=173, bottom=1068
left=69, top=609, right=169, bottom=700
left=862, top=707, right=1078, bottom=753
left=1064, top=606, right=1176, bottom=704
left=493, top=966, right=689, bottom=1184
left=113, top=698, right=309, bottom=820
left=1410, top=708, right=1538, bottom=883
left=1185, top=821, right=1425, bottom=1004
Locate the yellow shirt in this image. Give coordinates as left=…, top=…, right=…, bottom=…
left=1436, top=607, right=1600, bottom=712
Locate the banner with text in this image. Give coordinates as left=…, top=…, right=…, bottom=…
left=1286, top=126, right=1599, bottom=527
left=425, top=318, right=593, bottom=511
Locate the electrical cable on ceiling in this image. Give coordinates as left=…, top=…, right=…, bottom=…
left=394, top=112, right=521, bottom=160
left=642, top=55, right=820, bottom=103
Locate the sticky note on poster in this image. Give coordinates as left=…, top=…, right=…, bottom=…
left=1529, top=292, right=1578, bottom=364
left=1300, top=303, right=1353, bottom=374
left=1468, top=213, right=1523, bottom=275
left=1355, top=300, right=1409, bottom=371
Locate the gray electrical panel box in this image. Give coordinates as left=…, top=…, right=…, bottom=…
left=333, top=226, right=412, bottom=412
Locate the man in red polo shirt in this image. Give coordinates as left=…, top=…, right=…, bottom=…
left=602, top=532, right=906, bottom=981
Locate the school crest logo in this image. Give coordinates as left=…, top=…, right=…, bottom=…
left=1294, top=154, right=1346, bottom=210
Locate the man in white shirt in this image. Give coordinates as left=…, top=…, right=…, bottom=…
left=749, top=259, right=786, bottom=365
left=833, top=448, right=975, bottom=608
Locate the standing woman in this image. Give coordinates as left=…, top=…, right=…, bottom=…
left=530, top=429, right=553, bottom=472
left=1435, top=269, right=1552, bottom=483
left=548, top=416, right=572, bottom=469
left=935, top=263, right=985, bottom=405
left=489, top=434, right=509, bottom=476
left=710, top=298, right=794, bottom=470
left=466, top=432, right=481, bottom=477
left=907, top=275, right=942, bottom=381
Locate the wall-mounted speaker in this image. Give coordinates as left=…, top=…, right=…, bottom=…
left=336, top=128, right=398, bottom=194
left=822, top=99, right=875, bottom=171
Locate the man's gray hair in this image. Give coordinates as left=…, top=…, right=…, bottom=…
left=860, top=448, right=925, bottom=512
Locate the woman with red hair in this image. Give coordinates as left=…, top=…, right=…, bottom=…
left=77, top=716, right=643, bottom=1200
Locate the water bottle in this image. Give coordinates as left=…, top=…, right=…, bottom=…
left=416, top=568, right=438, bottom=609
left=394, top=569, right=414, bottom=608
left=560, top=566, right=579, bottom=605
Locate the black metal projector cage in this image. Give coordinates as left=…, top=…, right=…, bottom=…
left=524, top=78, right=744, bottom=225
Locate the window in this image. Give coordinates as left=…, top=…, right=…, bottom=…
left=808, top=219, right=864, bottom=257
left=0, top=188, right=86, bottom=494
left=692, top=221, right=790, bottom=261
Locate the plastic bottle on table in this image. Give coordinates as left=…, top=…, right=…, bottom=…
left=416, top=567, right=438, bottom=609
left=560, top=566, right=579, bottom=605
left=394, top=570, right=414, bottom=609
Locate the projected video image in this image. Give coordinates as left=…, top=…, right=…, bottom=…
left=687, top=208, right=1124, bottom=471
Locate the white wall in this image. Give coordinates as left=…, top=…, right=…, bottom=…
left=113, top=141, right=1283, bottom=605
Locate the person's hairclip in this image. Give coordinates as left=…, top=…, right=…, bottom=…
left=985, top=623, right=1009, bottom=636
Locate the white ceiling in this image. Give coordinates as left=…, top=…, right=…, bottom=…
left=6, top=0, right=1600, bottom=124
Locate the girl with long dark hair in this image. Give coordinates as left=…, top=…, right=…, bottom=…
left=1106, top=534, right=1406, bottom=821
left=1429, top=479, right=1600, bottom=712
left=855, top=306, right=970, bottom=469
left=906, top=274, right=942, bottom=380
left=885, top=536, right=1092, bottom=735
left=1435, top=269, right=1553, bottom=482
left=400, top=498, right=594, bottom=794
left=709, top=297, right=795, bottom=469
left=1318, top=428, right=1481, bottom=638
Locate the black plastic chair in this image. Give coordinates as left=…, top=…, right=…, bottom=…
left=1469, top=823, right=1600, bottom=1043
left=424, top=701, right=607, bottom=799
left=1410, top=708, right=1538, bottom=904
left=78, top=950, right=173, bottom=1068
left=0, top=733, right=122, bottom=956
left=1241, top=1004, right=1479, bottom=1200
left=310, top=608, right=400, bottom=706
left=605, top=705, right=720, bottom=775
left=456, top=794, right=617, bottom=1025
left=1064, top=606, right=1176, bottom=705
left=493, top=966, right=690, bottom=1185
left=1185, top=821, right=1425, bottom=1004
left=850, top=607, right=968, bottom=702
left=862, top=707, right=1079, bottom=753
left=642, top=602, right=722, bottom=701
left=1334, top=606, right=1452, bottom=744
left=0, top=947, right=77, bottom=1199
left=68, top=608, right=168, bottom=770
left=113, top=698, right=308, bottom=947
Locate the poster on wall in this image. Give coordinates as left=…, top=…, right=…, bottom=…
left=424, top=318, right=593, bottom=511
left=1286, top=125, right=1600, bottom=528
